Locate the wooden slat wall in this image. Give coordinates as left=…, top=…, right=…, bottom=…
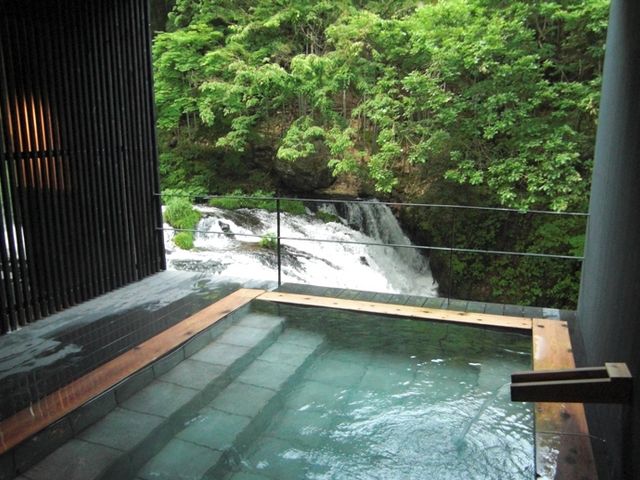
left=0, top=0, right=165, bottom=334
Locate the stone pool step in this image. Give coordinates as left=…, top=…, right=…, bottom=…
left=20, top=312, right=286, bottom=480
left=134, top=328, right=325, bottom=480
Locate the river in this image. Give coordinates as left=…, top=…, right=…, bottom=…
left=164, top=200, right=438, bottom=296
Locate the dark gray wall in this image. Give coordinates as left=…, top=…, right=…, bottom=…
left=576, top=1, right=640, bottom=479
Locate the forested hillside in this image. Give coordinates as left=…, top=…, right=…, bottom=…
left=153, top=0, right=609, bottom=308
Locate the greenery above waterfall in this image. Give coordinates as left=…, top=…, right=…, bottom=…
left=153, top=0, right=607, bottom=308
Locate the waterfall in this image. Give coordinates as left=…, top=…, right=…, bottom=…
left=164, top=200, right=438, bottom=297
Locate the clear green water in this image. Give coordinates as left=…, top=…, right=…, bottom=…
left=218, top=303, right=534, bottom=480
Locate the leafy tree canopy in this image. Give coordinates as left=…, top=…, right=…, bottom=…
left=153, top=0, right=608, bottom=211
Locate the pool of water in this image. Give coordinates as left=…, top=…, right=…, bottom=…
left=139, top=301, right=534, bottom=480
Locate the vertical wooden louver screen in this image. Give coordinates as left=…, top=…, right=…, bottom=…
left=0, top=0, right=165, bottom=334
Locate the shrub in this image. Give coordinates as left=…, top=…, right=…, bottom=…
left=316, top=210, right=340, bottom=223
left=259, top=232, right=277, bottom=250
left=209, top=190, right=306, bottom=215
left=173, top=231, right=194, bottom=250
left=164, top=197, right=201, bottom=230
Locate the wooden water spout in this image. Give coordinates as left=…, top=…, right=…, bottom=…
left=511, top=362, right=632, bottom=403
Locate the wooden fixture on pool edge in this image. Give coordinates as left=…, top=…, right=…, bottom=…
left=511, top=362, right=632, bottom=403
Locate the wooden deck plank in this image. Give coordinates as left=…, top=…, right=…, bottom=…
left=533, top=319, right=597, bottom=479
left=0, top=288, right=264, bottom=455
left=258, top=292, right=533, bottom=331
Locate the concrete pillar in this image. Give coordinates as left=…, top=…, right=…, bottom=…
left=576, top=1, right=640, bottom=478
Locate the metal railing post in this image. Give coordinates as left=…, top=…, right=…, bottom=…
left=448, top=213, right=455, bottom=307
left=276, top=198, right=282, bottom=286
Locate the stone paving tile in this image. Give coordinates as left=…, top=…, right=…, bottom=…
left=217, top=326, right=276, bottom=348
left=522, top=305, right=544, bottom=318
left=229, top=472, right=271, bottom=480
left=115, top=367, right=155, bottom=404
left=191, top=342, right=251, bottom=367
left=266, top=408, right=334, bottom=448
left=245, top=437, right=310, bottom=479
left=237, top=359, right=298, bottom=391
left=258, top=341, right=317, bottom=366
left=121, top=380, right=198, bottom=418
left=235, top=313, right=283, bottom=330
left=466, top=301, right=487, bottom=314
left=159, top=359, right=225, bottom=391
left=303, top=357, right=366, bottom=387
left=208, top=382, right=275, bottom=418
left=0, top=451, right=14, bottom=480
left=69, top=390, right=117, bottom=435
left=358, top=364, right=415, bottom=393
left=137, top=439, right=221, bottom=480
left=503, top=304, right=525, bottom=317
left=277, top=329, right=323, bottom=349
left=184, top=330, right=213, bottom=358
left=78, top=407, right=163, bottom=451
left=14, top=418, right=73, bottom=473
left=152, top=348, right=185, bottom=377
left=177, top=408, right=250, bottom=451
left=321, top=348, right=371, bottom=366
left=447, top=298, right=468, bottom=312
left=423, top=297, right=445, bottom=308
left=23, top=439, right=121, bottom=480
left=284, top=380, right=349, bottom=412
left=484, top=302, right=505, bottom=315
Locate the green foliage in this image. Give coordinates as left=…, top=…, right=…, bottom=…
left=316, top=210, right=340, bottom=223
left=173, top=231, right=195, bottom=250
left=154, top=0, right=606, bottom=211
left=208, top=190, right=306, bottom=215
left=259, top=232, right=277, bottom=250
left=164, top=197, right=202, bottom=230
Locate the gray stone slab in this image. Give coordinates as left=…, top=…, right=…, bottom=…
left=152, top=348, right=185, bottom=377
left=266, top=408, right=333, bottom=448
left=78, top=407, right=163, bottom=451
left=245, top=437, right=308, bottom=479
left=542, top=307, right=561, bottom=319
left=121, top=380, right=198, bottom=418
left=14, top=418, right=73, bottom=473
left=423, top=297, right=445, bottom=308
left=466, top=301, right=487, bottom=314
left=277, top=330, right=323, bottom=349
left=304, top=357, right=366, bottom=387
left=522, top=305, right=544, bottom=318
left=0, top=452, right=14, bottom=480
left=191, top=342, right=251, bottom=367
left=184, top=330, right=213, bottom=358
left=284, top=380, right=348, bottom=411
left=352, top=291, right=377, bottom=301
left=23, top=439, right=121, bottom=480
left=484, top=302, right=505, bottom=315
left=178, top=408, right=250, bottom=451
left=404, top=295, right=428, bottom=306
left=137, top=439, right=221, bottom=480
left=503, top=304, right=525, bottom=317
left=235, top=313, right=283, bottom=330
left=159, top=359, right=225, bottom=391
left=208, top=382, right=275, bottom=418
left=447, top=298, right=468, bottom=312
left=229, top=472, right=271, bottom=480
left=115, top=367, right=154, bottom=404
left=217, top=326, right=276, bottom=348
left=258, top=341, right=318, bottom=366
left=69, top=390, right=117, bottom=435
left=237, top=359, right=298, bottom=391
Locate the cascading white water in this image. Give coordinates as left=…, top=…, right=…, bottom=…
left=164, top=200, right=438, bottom=296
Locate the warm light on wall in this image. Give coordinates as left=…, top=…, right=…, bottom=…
left=5, top=93, right=64, bottom=190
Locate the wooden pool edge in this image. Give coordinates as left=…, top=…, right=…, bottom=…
left=0, top=288, right=264, bottom=455
left=259, top=291, right=598, bottom=480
